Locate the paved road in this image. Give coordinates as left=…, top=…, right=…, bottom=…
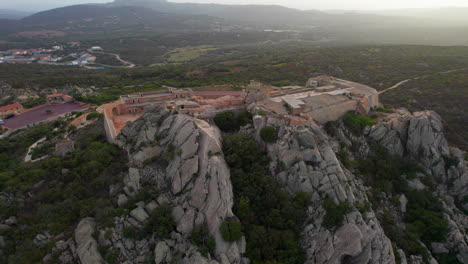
left=4, top=102, right=85, bottom=129
left=379, top=67, right=468, bottom=95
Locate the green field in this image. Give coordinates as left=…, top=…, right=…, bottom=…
left=167, top=45, right=218, bottom=62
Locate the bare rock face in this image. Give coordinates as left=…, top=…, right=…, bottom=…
left=74, top=217, right=104, bottom=264
left=250, top=114, right=395, bottom=264
left=369, top=109, right=468, bottom=204
left=369, top=110, right=450, bottom=179
left=119, top=111, right=242, bottom=263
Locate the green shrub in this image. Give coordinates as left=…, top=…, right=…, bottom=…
left=260, top=126, right=277, bottom=143
left=220, top=220, right=242, bottom=242
left=142, top=204, right=175, bottom=239
left=223, top=134, right=309, bottom=263
left=376, top=107, right=393, bottom=113
left=336, top=150, right=350, bottom=167
left=322, top=197, right=351, bottom=229
left=123, top=226, right=139, bottom=239
left=104, top=248, right=120, bottom=264
left=86, top=112, right=103, bottom=120
left=443, top=154, right=459, bottom=170
left=214, top=110, right=252, bottom=132
left=214, top=110, right=237, bottom=131
left=190, top=225, right=216, bottom=256
left=342, top=111, right=376, bottom=135
left=258, top=110, right=266, bottom=116
left=68, top=125, right=77, bottom=132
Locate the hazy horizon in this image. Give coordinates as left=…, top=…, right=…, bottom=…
left=1, top=0, right=468, bottom=12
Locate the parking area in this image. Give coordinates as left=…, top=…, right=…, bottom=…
left=3, top=102, right=85, bottom=130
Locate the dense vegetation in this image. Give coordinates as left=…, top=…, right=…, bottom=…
left=223, top=134, right=310, bottom=263
left=342, top=111, right=377, bottom=135
left=322, top=197, right=351, bottom=229
left=259, top=126, right=278, bottom=143
left=351, top=144, right=452, bottom=261
left=190, top=225, right=216, bottom=257
left=213, top=110, right=252, bottom=132
left=0, top=123, right=128, bottom=263
left=220, top=220, right=243, bottom=242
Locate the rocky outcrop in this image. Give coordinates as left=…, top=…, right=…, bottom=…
left=366, top=109, right=468, bottom=263
left=249, top=111, right=395, bottom=264
left=74, top=217, right=104, bottom=264
left=369, top=110, right=450, bottom=180
left=118, top=108, right=243, bottom=263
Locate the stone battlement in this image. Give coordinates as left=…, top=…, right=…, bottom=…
left=102, top=76, right=379, bottom=141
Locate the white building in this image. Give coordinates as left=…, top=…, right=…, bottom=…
left=90, top=46, right=103, bottom=51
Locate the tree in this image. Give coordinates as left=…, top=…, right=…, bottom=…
left=322, top=197, right=351, bottom=229
left=214, top=110, right=237, bottom=131
left=142, top=204, right=175, bottom=239
left=220, top=220, right=242, bottom=242
left=190, top=225, right=216, bottom=256
left=260, top=126, right=277, bottom=143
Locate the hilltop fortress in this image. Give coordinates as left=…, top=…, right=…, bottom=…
left=102, top=76, right=379, bottom=142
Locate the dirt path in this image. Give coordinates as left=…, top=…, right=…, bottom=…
left=24, top=137, right=46, bottom=162
left=88, top=50, right=136, bottom=68
left=379, top=67, right=468, bottom=95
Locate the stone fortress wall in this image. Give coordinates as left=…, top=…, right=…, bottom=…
left=102, top=76, right=380, bottom=141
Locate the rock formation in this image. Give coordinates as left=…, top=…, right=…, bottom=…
left=368, top=109, right=468, bottom=263
left=115, top=107, right=244, bottom=263
left=247, top=105, right=396, bottom=264
left=75, top=217, right=104, bottom=264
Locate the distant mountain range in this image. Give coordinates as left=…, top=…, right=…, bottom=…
left=0, top=4, right=221, bottom=36
left=0, top=9, right=32, bottom=19
left=367, top=7, right=468, bottom=23
left=0, top=0, right=467, bottom=42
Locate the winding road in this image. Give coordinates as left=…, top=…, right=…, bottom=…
left=87, top=49, right=136, bottom=68
left=379, top=67, right=468, bottom=95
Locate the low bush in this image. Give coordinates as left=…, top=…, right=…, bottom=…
left=142, top=204, right=175, bottom=239
left=342, top=111, right=376, bottom=135
left=220, top=220, right=242, bottom=242
left=86, top=112, right=103, bottom=120
left=322, top=197, right=351, bottom=229
left=376, top=107, right=393, bottom=113
left=214, top=110, right=252, bottom=132
left=190, top=225, right=216, bottom=256
left=260, top=126, right=277, bottom=143
left=214, top=110, right=237, bottom=131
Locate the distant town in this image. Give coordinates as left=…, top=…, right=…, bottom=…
left=0, top=42, right=104, bottom=67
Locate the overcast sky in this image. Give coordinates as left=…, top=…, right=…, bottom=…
left=2, top=0, right=468, bottom=12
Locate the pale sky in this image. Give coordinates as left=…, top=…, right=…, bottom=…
left=2, top=0, right=468, bottom=12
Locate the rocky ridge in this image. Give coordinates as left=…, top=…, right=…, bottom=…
left=35, top=105, right=467, bottom=264
left=368, top=109, right=467, bottom=263
left=112, top=106, right=244, bottom=263
left=246, top=103, right=396, bottom=264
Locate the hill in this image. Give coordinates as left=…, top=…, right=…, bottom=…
left=0, top=9, right=32, bottom=19
left=110, top=0, right=442, bottom=28
left=0, top=4, right=221, bottom=38
left=368, top=7, right=468, bottom=24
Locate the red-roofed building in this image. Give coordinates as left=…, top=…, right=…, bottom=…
left=0, top=102, right=23, bottom=117
left=47, top=93, right=73, bottom=104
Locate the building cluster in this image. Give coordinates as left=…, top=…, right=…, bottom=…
left=0, top=42, right=98, bottom=66
left=0, top=102, right=24, bottom=119
left=0, top=93, right=73, bottom=121
left=102, top=76, right=379, bottom=141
